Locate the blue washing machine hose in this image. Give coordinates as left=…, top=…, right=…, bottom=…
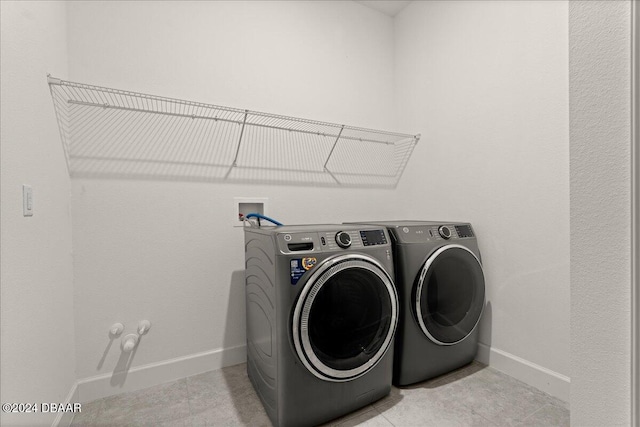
left=245, top=213, right=283, bottom=226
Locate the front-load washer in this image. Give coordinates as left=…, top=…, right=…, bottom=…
left=244, top=224, right=399, bottom=427
left=347, top=220, right=485, bottom=386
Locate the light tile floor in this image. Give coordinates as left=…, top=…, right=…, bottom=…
left=71, top=361, right=569, bottom=427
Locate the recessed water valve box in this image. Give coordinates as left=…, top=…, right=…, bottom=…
left=234, top=197, right=269, bottom=227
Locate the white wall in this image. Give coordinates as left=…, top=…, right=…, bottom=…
left=0, top=2, right=76, bottom=426
left=12, top=2, right=631, bottom=417
left=394, top=1, right=570, bottom=400
left=66, top=0, right=401, bottom=394
left=569, top=1, right=632, bottom=425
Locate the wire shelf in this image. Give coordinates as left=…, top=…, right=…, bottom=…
left=47, top=76, right=420, bottom=187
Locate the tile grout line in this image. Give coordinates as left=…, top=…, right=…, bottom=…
left=475, top=409, right=502, bottom=427
left=184, top=376, right=195, bottom=427
left=371, top=404, right=397, bottom=427
left=517, top=403, right=552, bottom=425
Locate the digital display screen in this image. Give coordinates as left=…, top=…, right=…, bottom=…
left=360, top=230, right=387, bottom=246
left=455, top=225, right=474, bottom=238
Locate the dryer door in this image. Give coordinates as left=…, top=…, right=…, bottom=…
left=415, top=244, right=485, bottom=345
left=292, top=254, right=398, bottom=382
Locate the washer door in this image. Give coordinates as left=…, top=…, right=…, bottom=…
left=292, top=254, right=398, bottom=382
left=415, top=244, right=485, bottom=345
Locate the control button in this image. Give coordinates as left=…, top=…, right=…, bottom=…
left=284, top=234, right=292, bottom=242
left=438, top=226, right=452, bottom=239
left=335, top=231, right=352, bottom=248
left=402, top=227, right=410, bottom=234
left=321, top=237, right=326, bottom=245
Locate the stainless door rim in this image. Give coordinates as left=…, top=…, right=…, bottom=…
left=415, top=244, right=485, bottom=346
left=292, top=253, right=398, bottom=382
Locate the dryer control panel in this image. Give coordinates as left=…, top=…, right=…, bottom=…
left=454, top=224, right=474, bottom=238
left=394, top=223, right=475, bottom=243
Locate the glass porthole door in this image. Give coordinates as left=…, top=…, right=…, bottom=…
left=292, top=254, right=398, bottom=382
left=415, top=244, right=485, bottom=345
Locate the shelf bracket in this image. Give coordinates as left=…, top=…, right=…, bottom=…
left=323, top=125, right=344, bottom=184
left=47, top=74, right=63, bottom=86
left=47, top=74, right=70, bottom=174
left=225, top=110, right=248, bottom=179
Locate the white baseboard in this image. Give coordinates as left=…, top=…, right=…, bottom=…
left=476, top=342, right=570, bottom=404
left=74, top=344, right=246, bottom=404
left=57, top=342, right=568, bottom=425
left=52, top=382, right=79, bottom=427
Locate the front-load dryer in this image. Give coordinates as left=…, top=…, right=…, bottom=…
left=348, top=220, right=485, bottom=386
left=244, top=224, right=399, bottom=426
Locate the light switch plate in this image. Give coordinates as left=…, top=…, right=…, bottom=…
left=23, top=185, right=33, bottom=216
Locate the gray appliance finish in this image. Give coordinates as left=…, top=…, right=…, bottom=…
left=348, top=220, right=485, bottom=386
left=244, top=224, right=399, bottom=427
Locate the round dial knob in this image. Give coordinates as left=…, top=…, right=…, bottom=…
left=335, top=231, right=352, bottom=248
left=438, top=226, right=452, bottom=239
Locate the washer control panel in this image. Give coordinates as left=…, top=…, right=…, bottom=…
left=277, top=228, right=389, bottom=253
left=321, top=229, right=388, bottom=250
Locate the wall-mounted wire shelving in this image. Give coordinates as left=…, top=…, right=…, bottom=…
left=48, top=76, right=420, bottom=187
